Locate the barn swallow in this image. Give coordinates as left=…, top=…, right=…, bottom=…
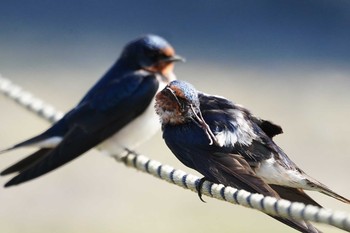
left=155, top=80, right=350, bottom=233
left=0, top=34, right=184, bottom=187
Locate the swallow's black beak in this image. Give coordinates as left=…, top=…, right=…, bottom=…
left=163, top=54, right=186, bottom=63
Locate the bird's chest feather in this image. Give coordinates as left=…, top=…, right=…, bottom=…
left=163, top=122, right=222, bottom=169
left=98, top=82, right=167, bottom=159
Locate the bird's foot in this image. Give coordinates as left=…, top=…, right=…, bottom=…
left=196, top=177, right=209, bottom=203
left=114, top=148, right=139, bottom=164
left=124, top=147, right=139, bottom=156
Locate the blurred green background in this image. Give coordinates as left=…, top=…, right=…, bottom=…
left=1, top=1, right=350, bottom=232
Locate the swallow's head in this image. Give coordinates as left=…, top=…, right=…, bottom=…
left=155, top=80, right=199, bottom=125
left=121, top=35, right=184, bottom=79
left=155, top=80, right=219, bottom=145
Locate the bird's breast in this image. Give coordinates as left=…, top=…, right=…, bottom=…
left=97, top=81, right=167, bottom=159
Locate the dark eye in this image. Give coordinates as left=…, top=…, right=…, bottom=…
left=149, top=52, right=158, bottom=60
left=146, top=49, right=169, bottom=62
left=145, top=49, right=160, bottom=60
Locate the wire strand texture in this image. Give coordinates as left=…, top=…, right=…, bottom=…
left=0, top=74, right=349, bottom=232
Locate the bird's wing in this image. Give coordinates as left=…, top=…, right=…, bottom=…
left=206, top=152, right=280, bottom=196
left=202, top=152, right=321, bottom=233
left=269, top=185, right=322, bottom=207
left=251, top=116, right=283, bottom=138
left=4, top=73, right=159, bottom=187
left=163, top=121, right=278, bottom=196
left=163, top=125, right=319, bottom=233
left=181, top=93, right=320, bottom=232
left=198, top=93, right=283, bottom=138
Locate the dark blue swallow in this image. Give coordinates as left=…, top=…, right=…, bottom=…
left=1, top=34, right=184, bottom=187
left=156, top=80, right=350, bottom=233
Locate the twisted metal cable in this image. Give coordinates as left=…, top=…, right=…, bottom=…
left=1, top=74, right=349, bottom=232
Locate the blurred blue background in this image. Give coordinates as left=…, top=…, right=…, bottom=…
left=1, top=0, right=350, bottom=70
left=1, top=1, right=350, bottom=232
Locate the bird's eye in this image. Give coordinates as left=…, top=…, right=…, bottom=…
left=149, top=52, right=158, bottom=60
left=145, top=49, right=161, bottom=60
left=147, top=49, right=170, bottom=62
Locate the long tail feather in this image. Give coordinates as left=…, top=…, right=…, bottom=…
left=270, top=185, right=322, bottom=207
left=270, top=215, right=321, bottom=233
left=305, top=178, right=350, bottom=204
left=1, top=148, right=52, bottom=175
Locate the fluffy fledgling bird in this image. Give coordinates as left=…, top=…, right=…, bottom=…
left=155, top=80, right=350, bottom=233
left=1, top=34, right=184, bottom=187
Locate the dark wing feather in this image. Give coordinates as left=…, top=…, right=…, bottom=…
left=163, top=124, right=319, bottom=233
left=4, top=73, right=159, bottom=187
left=204, top=154, right=320, bottom=232
left=5, top=126, right=98, bottom=187
left=1, top=149, right=52, bottom=175
left=204, top=152, right=279, bottom=196
left=270, top=185, right=322, bottom=207
left=164, top=124, right=276, bottom=195
left=1, top=64, right=126, bottom=153
left=163, top=93, right=320, bottom=232
left=198, top=93, right=283, bottom=138
left=251, top=117, right=283, bottom=138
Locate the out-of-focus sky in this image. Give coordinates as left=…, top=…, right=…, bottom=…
left=1, top=1, right=350, bottom=233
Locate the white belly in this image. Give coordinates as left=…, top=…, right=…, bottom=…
left=97, top=83, right=165, bottom=159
